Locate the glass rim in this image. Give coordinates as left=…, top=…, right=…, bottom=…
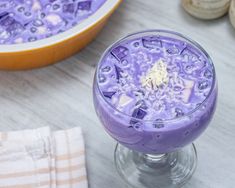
left=95, top=29, right=217, bottom=123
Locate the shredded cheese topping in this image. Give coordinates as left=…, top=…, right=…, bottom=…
left=141, top=59, right=169, bottom=90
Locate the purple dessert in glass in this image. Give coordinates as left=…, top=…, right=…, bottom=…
left=93, top=30, right=217, bottom=188
left=0, top=0, right=106, bottom=44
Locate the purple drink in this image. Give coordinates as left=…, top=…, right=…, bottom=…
left=93, top=30, right=217, bottom=154
left=0, top=0, right=106, bottom=44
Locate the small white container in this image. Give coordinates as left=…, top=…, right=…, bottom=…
left=229, top=0, right=235, bottom=28
left=182, top=0, right=231, bottom=19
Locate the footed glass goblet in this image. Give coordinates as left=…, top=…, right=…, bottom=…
left=93, top=30, right=217, bottom=188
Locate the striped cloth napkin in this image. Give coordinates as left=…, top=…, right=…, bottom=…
left=0, top=127, right=87, bottom=188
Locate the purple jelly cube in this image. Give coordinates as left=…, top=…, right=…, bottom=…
left=180, top=46, right=200, bottom=59
left=153, top=119, right=164, bottom=128
left=162, top=39, right=186, bottom=55
left=111, top=46, right=129, bottom=61
left=102, top=91, right=116, bottom=99
left=77, top=1, right=92, bottom=11
left=142, top=37, right=162, bottom=49
left=0, top=12, right=9, bottom=20
left=129, top=101, right=148, bottom=126
left=6, top=21, right=24, bottom=36
left=175, top=108, right=184, bottom=117
left=198, top=81, right=209, bottom=90
left=63, top=3, right=75, bottom=13
left=129, top=119, right=138, bottom=127
left=204, top=69, right=212, bottom=79
left=0, top=15, right=15, bottom=27
left=135, top=100, right=147, bottom=110
left=134, top=90, right=145, bottom=97
left=167, top=47, right=179, bottom=55
left=132, top=108, right=147, bottom=120
left=114, top=65, right=123, bottom=80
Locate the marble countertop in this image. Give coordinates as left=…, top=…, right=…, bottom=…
left=0, top=0, right=234, bottom=187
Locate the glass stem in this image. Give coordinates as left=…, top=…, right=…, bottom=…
left=143, top=153, right=168, bottom=165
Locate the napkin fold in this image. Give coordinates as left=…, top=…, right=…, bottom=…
left=0, top=127, right=87, bottom=188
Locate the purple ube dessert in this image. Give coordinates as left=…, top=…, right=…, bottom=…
left=93, top=30, right=217, bottom=154
left=0, top=0, right=106, bottom=44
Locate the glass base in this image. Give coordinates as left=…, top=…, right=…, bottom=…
left=114, top=144, right=197, bottom=188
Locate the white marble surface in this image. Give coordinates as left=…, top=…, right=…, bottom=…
left=0, top=0, right=234, bottom=188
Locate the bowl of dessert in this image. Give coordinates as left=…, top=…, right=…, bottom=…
left=0, top=0, right=122, bottom=70
left=93, top=30, right=218, bottom=188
